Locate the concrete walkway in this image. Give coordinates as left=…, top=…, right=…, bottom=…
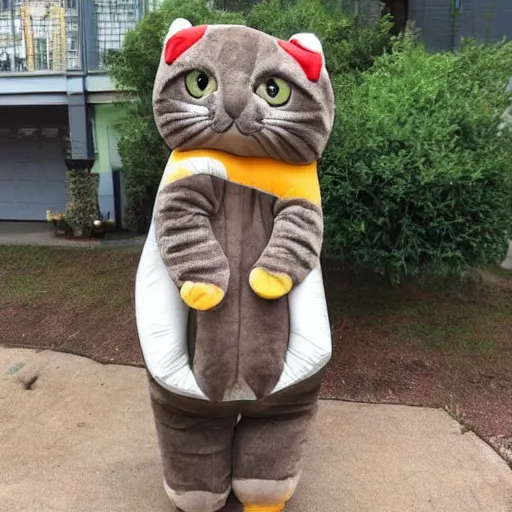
left=0, top=221, right=93, bottom=247
left=1, top=348, right=511, bottom=512
left=2, top=222, right=512, bottom=272
left=0, top=221, right=145, bottom=249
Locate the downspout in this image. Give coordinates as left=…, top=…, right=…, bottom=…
left=452, top=0, right=461, bottom=52
left=65, top=0, right=94, bottom=167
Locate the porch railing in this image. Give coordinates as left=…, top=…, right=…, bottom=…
left=0, top=0, right=148, bottom=74
left=91, top=0, right=143, bottom=71
left=0, top=0, right=80, bottom=72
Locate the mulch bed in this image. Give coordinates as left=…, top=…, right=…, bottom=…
left=1, top=247, right=511, bottom=465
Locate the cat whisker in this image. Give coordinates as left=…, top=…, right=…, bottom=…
left=263, top=110, right=322, bottom=122
left=263, top=124, right=318, bottom=161
left=159, top=117, right=212, bottom=147
left=253, top=130, right=290, bottom=162
left=265, top=119, right=324, bottom=157
left=263, top=116, right=329, bottom=136
left=164, top=112, right=210, bottom=122
left=156, top=96, right=209, bottom=116
left=262, top=118, right=311, bottom=140
left=159, top=115, right=210, bottom=131
left=176, top=120, right=216, bottom=148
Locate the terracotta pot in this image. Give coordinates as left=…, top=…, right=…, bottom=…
left=52, top=218, right=71, bottom=237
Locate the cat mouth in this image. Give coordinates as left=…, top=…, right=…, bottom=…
left=211, top=119, right=263, bottom=136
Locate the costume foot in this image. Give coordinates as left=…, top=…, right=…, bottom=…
left=164, top=479, right=230, bottom=512
left=249, top=267, right=292, bottom=300
left=180, top=281, right=224, bottom=311
left=165, top=164, right=193, bottom=184
left=244, top=504, right=285, bottom=512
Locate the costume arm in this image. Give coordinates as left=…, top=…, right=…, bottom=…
left=154, top=174, right=230, bottom=311
left=249, top=198, right=323, bottom=299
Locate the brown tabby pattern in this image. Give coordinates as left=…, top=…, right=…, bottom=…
left=152, top=23, right=334, bottom=402
left=154, top=175, right=323, bottom=401
left=147, top=20, right=335, bottom=512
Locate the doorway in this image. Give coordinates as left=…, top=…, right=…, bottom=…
left=382, top=0, right=409, bottom=35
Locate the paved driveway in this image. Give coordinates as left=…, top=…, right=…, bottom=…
left=0, top=222, right=145, bottom=248
left=1, top=348, right=511, bottom=512
left=0, top=221, right=94, bottom=247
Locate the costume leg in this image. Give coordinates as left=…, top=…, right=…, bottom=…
left=232, top=398, right=319, bottom=512
left=150, top=395, right=235, bottom=512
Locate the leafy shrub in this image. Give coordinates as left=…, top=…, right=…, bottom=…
left=106, top=0, right=392, bottom=233
left=321, top=39, right=512, bottom=281
left=109, top=0, right=512, bottom=282
left=246, top=0, right=393, bottom=75
left=105, top=0, right=245, bottom=233
left=65, top=170, right=100, bottom=237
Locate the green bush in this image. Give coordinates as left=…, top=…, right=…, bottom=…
left=246, top=0, right=393, bottom=75
left=106, top=0, right=392, bottom=233
left=321, top=39, right=512, bottom=281
left=108, top=0, right=512, bottom=282
left=65, top=170, right=100, bottom=237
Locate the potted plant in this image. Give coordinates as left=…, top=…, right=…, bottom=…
left=46, top=210, right=71, bottom=237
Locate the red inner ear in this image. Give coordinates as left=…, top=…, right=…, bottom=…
left=277, top=39, right=323, bottom=82
left=165, top=25, right=207, bottom=64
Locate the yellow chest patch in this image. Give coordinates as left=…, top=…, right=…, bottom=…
left=169, top=148, right=321, bottom=206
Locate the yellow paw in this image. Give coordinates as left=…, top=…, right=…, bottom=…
left=244, top=504, right=285, bottom=512
left=165, top=164, right=193, bottom=184
left=249, top=267, right=293, bottom=300
left=180, top=281, right=224, bottom=311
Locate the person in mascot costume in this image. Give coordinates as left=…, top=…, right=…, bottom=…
left=135, top=17, right=335, bottom=512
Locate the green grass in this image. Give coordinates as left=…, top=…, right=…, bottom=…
left=2, top=246, right=511, bottom=362
left=398, top=319, right=495, bottom=354
left=323, top=259, right=512, bottom=357
left=0, top=245, right=139, bottom=312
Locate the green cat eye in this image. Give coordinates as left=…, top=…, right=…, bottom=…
left=185, top=70, right=217, bottom=99
left=256, top=77, right=291, bottom=106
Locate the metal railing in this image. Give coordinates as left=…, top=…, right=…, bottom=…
left=0, top=0, right=80, bottom=73
left=92, top=0, right=142, bottom=71
left=0, top=0, right=146, bottom=74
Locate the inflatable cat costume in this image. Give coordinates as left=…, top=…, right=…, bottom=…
left=135, top=18, right=335, bottom=512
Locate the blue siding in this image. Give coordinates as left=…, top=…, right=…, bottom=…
left=411, top=0, right=512, bottom=52
left=410, top=0, right=454, bottom=51
left=454, top=0, right=512, bottom=44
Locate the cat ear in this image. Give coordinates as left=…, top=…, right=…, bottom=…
left=164, top=19, right=207, bottom=64
left=289, top=33, right=325, bottom=61
left=164, top=18, right=192, bottom=44
left=278, top=33, right=324, bottom=82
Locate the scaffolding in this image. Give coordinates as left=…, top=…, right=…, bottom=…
left=93, top=0, right=141, bottom=69
left=0, top=0, right=144, bottom=73
left=0, top=0, right=79, bottom=72
left=144, top=0, right=164, bottom=11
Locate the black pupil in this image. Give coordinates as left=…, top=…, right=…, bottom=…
left=197, top=72, right=209, bottom=91
left=266, top=79, right=279, bottom=98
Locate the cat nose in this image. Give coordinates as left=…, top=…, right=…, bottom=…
left=223, top=95, right=247, bottom=120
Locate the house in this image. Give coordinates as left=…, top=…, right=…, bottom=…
left=328, top=1, right=512, bottom=50
left=0, top=0, right=146, bottom=224
left=1, top=0, right=511, bottom=224
left=383, top=0, right=512, bottom=51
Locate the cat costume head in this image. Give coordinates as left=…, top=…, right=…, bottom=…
left=153, top=19, right=335, bottom=165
